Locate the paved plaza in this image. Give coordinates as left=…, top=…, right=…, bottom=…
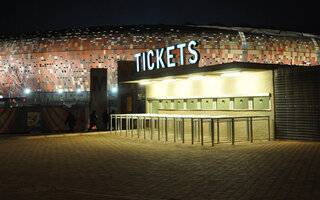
left=0, top=132, right=319, bottom=200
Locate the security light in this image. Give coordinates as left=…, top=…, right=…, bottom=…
left=111, top=87, right=118, bottom=93
left=24, top=88, right=31, bottom=95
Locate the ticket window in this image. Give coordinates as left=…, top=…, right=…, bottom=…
left=187, top=99, right=198, bottom=110
left=201, top=99, right=213, bottom=110
left=253, top=97, right=270, bottom=110
left=174, top=99, right=184, bottom=110
left=163, top=100, right=172, bottom=109
left=217, top=98, right=230, bottom=110
left=234, top=97, right=249, bottom=110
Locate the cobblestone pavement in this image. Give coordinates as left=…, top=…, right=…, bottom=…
left=0, top=132, right=319, bottom=200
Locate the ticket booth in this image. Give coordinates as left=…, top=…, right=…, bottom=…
left=117, top=61, right=277, bottom=142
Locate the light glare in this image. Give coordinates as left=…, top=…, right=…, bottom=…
left=24, top=88, right=31, bottom=95
left=221, top=72, right=243, bottom=77
left=162, top=79, right=176, bottom=83
left=139, top=81, right=152, bottom=85
left=188, top=76, right=205, bottom=80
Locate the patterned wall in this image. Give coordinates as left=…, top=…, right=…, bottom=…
left=0, top=25, right=319, bottom=97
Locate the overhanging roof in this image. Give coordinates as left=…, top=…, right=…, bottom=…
left=118, top=61, right=285, bottom=83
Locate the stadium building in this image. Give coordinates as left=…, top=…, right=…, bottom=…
left=0, top=25, right=319, bottom=140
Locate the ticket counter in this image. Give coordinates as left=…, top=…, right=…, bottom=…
left=117, top=61, right=276, bottom=142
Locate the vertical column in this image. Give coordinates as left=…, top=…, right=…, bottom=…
left=115, top=116, right=117, bottom=135
left=268, top=116, right=271, bottom=141
left=250, top=117, right=253, bottom=143
left=120, top=115, right=122, bottom=136
left=165, top=117, right=168, bottom=141
left=217, top=119, right=220, bottom=143
left=201, top=118, right=204, bottom=146
left=231, top=118, right=235, bottom=145
left=158, top=117, right=160, bottom=141
left=191, top=118, right=194, bottom=144
left=110, top=115, right=113, bottom=135
left=174, top=118, right=176, bottom=142
left=131, top=116, right=134, bottom=137
left=144, top=116, right=146, bottom=139
left=182, top=118, right=185, bottom=143
left=126, top=116, right=128, bottom=136
left=211, top=118, right=214, bottom=147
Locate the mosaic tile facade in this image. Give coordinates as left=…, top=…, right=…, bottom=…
left=0, top=25, right=319, bottom=97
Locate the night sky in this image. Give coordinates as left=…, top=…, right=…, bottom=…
left=1, top=0, right=319, bottom=36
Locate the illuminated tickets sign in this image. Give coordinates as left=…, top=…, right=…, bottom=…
left=134, top=40, right=199, bottom=72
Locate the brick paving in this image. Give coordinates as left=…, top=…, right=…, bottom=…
left=0, top=132, right=319, bottom=200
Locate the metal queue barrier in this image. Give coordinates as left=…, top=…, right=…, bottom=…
left=110, top=114, right=271, bottom=146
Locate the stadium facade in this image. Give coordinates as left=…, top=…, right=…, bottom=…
left=0, top=25, right=319, bottom=102
left=0, top=25, right=320, bottom=141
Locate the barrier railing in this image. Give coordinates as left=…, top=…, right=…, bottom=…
left=110, top=114, right=271, bottom=146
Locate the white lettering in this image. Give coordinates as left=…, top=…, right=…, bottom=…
left=142, top=52, right=146, bottom=71
left=166, top=46, right=176, bottom=68
left=188, top=40, right=199, bottom=64
left=136, top=41, right=200, bottom=73
left=176, top=43, right=186, bottom=65
left=156, top=48, right=165, bottom=69
left=147, top=50, right=155, bottom=70
left=134, top=53, right=141, bottom=72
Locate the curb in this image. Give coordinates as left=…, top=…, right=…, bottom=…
left=0, top=131, right=110, bottom=140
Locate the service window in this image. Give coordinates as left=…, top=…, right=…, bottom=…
left=201, top=98, right=213, bottom=110
left=163, top=99, right=172, bottom=109
left=217, top=98, right=230, bottom=110
left=187, top=99, right=198, bottom=110
left=174, top=99, right=184, bottom=110
left=234, top=97, right=249, bottom=110
left=253, top=97, right=270, bottom=110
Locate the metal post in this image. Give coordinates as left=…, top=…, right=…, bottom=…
left=144, top=116, right=146, bottom=139
left=137, top=117, right=140, bottom=138
left=126, top=116, right=129, bottom=137
left=201, top=118, right=204, bottom=146
left=182, top=118, right=184, bottom=143
left=250, top=117, right=253, bottom=143
left=217, top=119, right=220, bottom=143
left=131, top=116, right=133, bottom=137
left=198, top=119, right=201, bottom=142
left=120, top=116, right=122, bottom=136
left=247, top=118, right=250, bottom=141
left=231, top=118, right=235, bottom=145
left=268, top=116, right=271, bottom=141
left=158, top=117, right=160, bottom=141
left=211, top=118, right=214, bottom=147
left=174, top=118, right=176, bottom=142
left=165, top=117, right=168, bottom=141
left=191, top=118, right=194, bottom=144
left=150, top=117, right=153, bottom=140
left=110, top=115, right=113, bottom=135
left=115, top=116, right=117, bottom=135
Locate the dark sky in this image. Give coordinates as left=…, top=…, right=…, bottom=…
left=1, top=0, right=319, bottom=35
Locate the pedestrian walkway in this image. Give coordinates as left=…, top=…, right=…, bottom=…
left=0, top=133, right=319, bottom=200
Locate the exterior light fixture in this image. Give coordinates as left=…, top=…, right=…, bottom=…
left=221, top=72, right=243, bottom=77
left=111, top=87, right=118, bottom=93
left=188, top=76, right=205, bottom=80
left=139, top=81, right=152, bottom=85
left=76, top=88, right=82, bottom=94
left=24, top=88, right=31, bottom=95
left=57, top=88, right=63, bottom=94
